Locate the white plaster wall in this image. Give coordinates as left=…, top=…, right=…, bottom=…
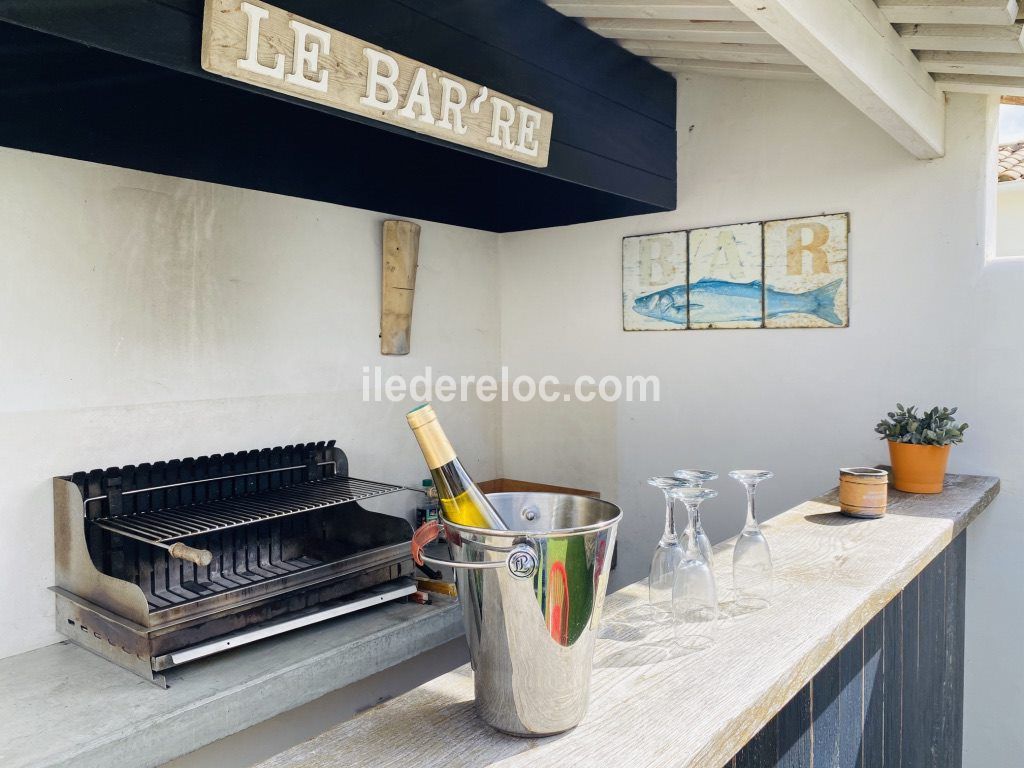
left=0, top=146, right=502, bottom=660
left=499, top=77, right=1022, bottom=766
left=996, top=182, right=1024, bottom=259
left=2, top=74, right=1021, bottom=768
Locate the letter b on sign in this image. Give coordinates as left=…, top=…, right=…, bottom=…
left=639, top=236, right=677, bottom=286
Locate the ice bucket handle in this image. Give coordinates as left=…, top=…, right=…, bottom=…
left=411, top=521, right=538, bottom=579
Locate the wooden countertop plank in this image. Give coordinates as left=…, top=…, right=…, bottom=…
left=257, top=475, right=998, bottom=768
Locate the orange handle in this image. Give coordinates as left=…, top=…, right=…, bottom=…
left=411, top=520, right=441, bottom=566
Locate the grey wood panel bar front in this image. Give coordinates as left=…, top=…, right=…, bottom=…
left=728, top=532, right=967, bottom=768
left=257, top=475, right=998, bottom=768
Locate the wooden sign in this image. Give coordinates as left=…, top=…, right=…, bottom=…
left=623, top=212, right=849, bottom=330
left=201, top=0, right=553, bottom=168
left=380, top=220, right=420, bottom=356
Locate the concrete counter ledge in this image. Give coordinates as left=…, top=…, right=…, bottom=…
left=256, top=474, right=999, bottom=768
left=0, top=593, right=462, bottom=768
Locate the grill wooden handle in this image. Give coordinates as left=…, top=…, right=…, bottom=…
left=168, top=542, right=214, bottom=567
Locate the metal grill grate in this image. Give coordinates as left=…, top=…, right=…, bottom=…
left=92, top=475, right=404, bottom=545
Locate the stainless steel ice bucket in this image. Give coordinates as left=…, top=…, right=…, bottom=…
left=420, top=492, right=621, bottom=736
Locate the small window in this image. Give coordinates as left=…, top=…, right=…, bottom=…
left=995, top=98, right=1024, bottom=260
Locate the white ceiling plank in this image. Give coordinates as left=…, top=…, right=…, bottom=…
left=918, top=50, right=1024, bottom=76
left=546, top=0, right=747, bottom=21
left=729, top=0, right=946, bottom=159
left=653, top=59, right=818, bottom=79
left=582, top=19, right=775, bottom=43
left=894, top=23, right=1024, bottom=52
left=878, top=0, right=1019, bottom=25
left=933, top=71, right=1024, bottom=93
left=620, top=39, right=800, bottom=63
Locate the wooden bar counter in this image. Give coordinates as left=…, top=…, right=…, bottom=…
left=258, top=474, right=998, bottom=768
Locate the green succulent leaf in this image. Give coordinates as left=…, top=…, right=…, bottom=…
left=874, top=403, right=968, bottom=446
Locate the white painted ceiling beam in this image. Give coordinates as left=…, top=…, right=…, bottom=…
left=620, top=39, right=799, bottom=63
left=894, top=22, right=1024, bottom=51
left=728, top=0, right=945, bottom=159
left=546, top=0, right=746, bottom=21
left=918, top=49, right=1024, bottom=75
left=933, top=71, right=1024, bottom=93
left=653, top=59, right=817, bottom=79
left=582, top=18, right=774, bottom=43
left=878, top=0, right=1019, bottom=25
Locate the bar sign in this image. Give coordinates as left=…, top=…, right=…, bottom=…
left=201, top=0, right=553, bottom=168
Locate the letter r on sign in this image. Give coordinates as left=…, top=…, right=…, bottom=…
left=486, top=97, right=516, bottom=150
left=786, top=223, right=831, bottom=275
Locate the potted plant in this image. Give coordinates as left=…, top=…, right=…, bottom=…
left=875, top=404, right=968, bottom=493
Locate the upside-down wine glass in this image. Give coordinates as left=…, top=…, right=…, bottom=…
left=670, top=486, right=720, bottom=649
left=728, top=470, right=775, bottom=610
left=672, top=469, right=718, bottom=566
left=647, top=476, right=690, bottom=615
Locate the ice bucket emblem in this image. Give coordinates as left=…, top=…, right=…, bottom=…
left=506, top=545, right=538, bottom=579
left=411, top=492, right=622, bottom=736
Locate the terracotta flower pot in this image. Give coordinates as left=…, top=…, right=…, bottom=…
left=887, top=441, right=951, bottom=494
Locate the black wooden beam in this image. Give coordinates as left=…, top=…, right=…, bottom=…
left=0, top=1, right=676, bottom=231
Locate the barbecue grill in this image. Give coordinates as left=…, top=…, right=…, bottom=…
left=52, top=440, right=418, bottom=686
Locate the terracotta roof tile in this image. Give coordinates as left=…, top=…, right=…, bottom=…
left=998, top=141, right=1024, bottom=183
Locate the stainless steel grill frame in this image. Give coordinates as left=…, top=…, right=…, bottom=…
left=52, top=441, right=417, bottom=686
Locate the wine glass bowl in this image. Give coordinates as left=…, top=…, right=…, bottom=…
left=728, top=469, right=775, bottom=611
left=672, top=561, right=719, bottom=650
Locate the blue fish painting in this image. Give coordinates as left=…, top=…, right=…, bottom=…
left=632, top=278, right=843, bottom=327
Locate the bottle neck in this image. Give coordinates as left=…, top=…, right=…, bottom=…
left=407, top=404, right=506, bottom=530
left=431, top=459, right=472, bottom=501
left=410, top=414, right=456, bottom=470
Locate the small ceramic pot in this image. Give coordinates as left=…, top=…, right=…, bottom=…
left=839, top=467, right=889, bottom=518
left=887, top=441, right=950, bottom=494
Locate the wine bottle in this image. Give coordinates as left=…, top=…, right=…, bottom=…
left=406, top=403, right=507, bottom=530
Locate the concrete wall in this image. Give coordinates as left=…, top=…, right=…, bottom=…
left=499, top=77, right=1022, bottom=766
left=0, top=146, right=502, bottom=660
left=997, top=181, right=1024, bottom=259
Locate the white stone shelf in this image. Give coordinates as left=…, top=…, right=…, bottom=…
left=0, top=593, right=462, bottom=768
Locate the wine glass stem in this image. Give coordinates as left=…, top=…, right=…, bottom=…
left=661, top=493, right=678, bottom=545
left=744, top=484, right=758, bottom=531
left=684, top=501, right=700, bottom=556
